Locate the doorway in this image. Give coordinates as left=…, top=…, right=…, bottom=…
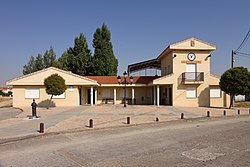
left=169, top=87, right=172, bottom=105
left=186, top=64, right=196, bottom=80
left=165, top=87, right=173, bottom=106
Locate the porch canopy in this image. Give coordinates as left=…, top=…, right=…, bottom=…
left=127, top=58, right=161, bottom=74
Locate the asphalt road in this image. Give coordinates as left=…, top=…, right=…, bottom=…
left=0, top=116, right=249, bottom=167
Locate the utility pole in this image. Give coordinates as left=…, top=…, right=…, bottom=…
left=231, top=50, right=235, bottom=107
left=231, top=50, right=234, bottom=68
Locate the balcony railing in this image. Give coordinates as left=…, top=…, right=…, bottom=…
left=181, top=72, right=204, bottom=83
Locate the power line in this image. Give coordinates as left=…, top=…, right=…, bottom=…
left=235, top=52, right=250, bottom=56
left=235, top=54, right=250, bottom=59
left=235, top=29, right=250, bottom=52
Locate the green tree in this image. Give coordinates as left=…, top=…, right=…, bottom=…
left=23, top=56, right=36, bottom=75
left=23, top=46, right=57, bottom=75
left=35, top=54, right=44, bottom=71
left=58, top=33, right=92, bottom=75
left=92, top=23, right=118, bottom=75
left=44, top=74, right=67, bottom=109
left=219, top=66, right=250, bottom=109
left=43, top=46, right=57, bottom=68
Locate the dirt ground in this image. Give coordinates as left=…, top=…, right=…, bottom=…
left=0, top=97, right=12, bottom=108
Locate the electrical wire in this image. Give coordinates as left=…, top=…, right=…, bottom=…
left=235, top=52, right=250, bottom=56
left=235, top=54, right=250, bottom=59
left=235, top=29, right=250, bottom=52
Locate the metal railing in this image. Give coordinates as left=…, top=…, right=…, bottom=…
left=181, top=72, right=204, bottom=82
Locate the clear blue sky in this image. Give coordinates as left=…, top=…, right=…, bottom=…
left=0, top=0, right=249, bottom=86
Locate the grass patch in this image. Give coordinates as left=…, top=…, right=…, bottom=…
left=234, top=102, right=250, bottom=108
left=0, top=97, right=12, bottom=102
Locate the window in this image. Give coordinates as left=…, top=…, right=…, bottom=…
left=186, top=87, right=196, bottom=98
left=25, top=89, right=40, bottom=99
left=210, top=88, right=221, bottom=98
left=53, top=93, right=65, bottom=99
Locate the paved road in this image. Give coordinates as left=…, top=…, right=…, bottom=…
left=0, top=116, right=249, bottom=167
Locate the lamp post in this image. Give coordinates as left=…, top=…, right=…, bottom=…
left=117, top=71, right=133, bottom=107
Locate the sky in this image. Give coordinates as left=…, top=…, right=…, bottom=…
left=0, top=0, right=249, bottom=86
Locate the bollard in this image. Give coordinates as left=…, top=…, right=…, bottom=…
left=40, top=123, right=44, bottom=133
left=249, top=109, right=250, bottom=114
left=127, top=117, right=130, bottom=124
left=181, top=113, right=184, bottom=119
left=207, top=111, right=210, bottom=117
left=238, top=109, right=240, bottom=115
left=156, top=117, right=159, bottom=122
left=89, top=119, right=93, bottom=128
left=223, top=110, right=226, bottom=116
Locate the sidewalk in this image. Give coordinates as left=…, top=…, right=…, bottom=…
left=0, top=105, right=249, bottom=141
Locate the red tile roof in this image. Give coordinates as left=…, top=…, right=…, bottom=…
left=85, top=76, right=159, bottom=85
left=0, top=87, right=12, bottom=90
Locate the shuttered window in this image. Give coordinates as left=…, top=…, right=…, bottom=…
left=25, top=89, right=40, bottom=99
left=186, top=87, right=196, bottom=98
left=210, top=88, right=221, bottom=98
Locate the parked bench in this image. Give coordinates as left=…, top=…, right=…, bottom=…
left=103, top=98, right=114, bottom=104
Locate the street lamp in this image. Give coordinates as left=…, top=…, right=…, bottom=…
left=117, top=71, right=133, bottom=107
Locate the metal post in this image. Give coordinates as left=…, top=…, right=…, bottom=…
left=207, top=111, right=210, bottom=117
left=223, top=110, right=226, bottom=116
left=231, top=50, right=234, bottom=68
left=181, top=113, right=184, bottom=119
left=40, top=123, right=44, bottom=133
left=89, top=119, right=93, bottom=128
left=127, top=117, right=130, bottom=124
left=238, top=109, right=240, bottom=115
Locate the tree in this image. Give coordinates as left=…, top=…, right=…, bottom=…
left=23, top=46, right=57, bottom=75
left=58, top=33, right=92, bottom=75
left=219, top=66, right=250, bottom=109
left=44, top=74, right=67, bottom=109
left=43, top=46, right=57, bottom=68
left=23, top=56, right=36, bottom=75
left=92, top=23, right=118, bottom=76
left=34, top=54, right=44, bottom=71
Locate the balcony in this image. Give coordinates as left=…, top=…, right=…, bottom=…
left=181, top=72, right=204, bottom=84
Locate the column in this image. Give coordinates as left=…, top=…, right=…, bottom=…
left=153, top=86, right=156, bottom=105
left=95, top=89, right=97, bottom=105
left=114, top=88, right=116, bottom=105
left=132, top=87, right=135, bottom=105
left=90, top=86, right=93, bottom=106
left=157, top=85, right=160, bottom=106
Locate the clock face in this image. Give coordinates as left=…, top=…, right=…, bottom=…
left=187, top=53, right=196, bottom=61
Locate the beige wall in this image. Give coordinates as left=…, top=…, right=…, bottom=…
left=209, top=86, right=230, bottom=108
left=159, top=50, right=212, bottom=107
left=12, top=85, right=80, bottom=108
left=161, top=52, right=173, bottom=76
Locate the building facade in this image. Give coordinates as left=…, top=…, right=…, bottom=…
left=7, top=38, right=229, bottom=108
